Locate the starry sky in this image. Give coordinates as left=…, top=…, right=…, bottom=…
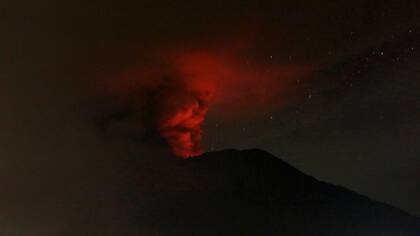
left=1, top=0, right=419, bottom=234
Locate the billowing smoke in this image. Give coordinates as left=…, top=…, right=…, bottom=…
left=103, top=46, right=308, bottom=158
left=158, top=87, right=210, bottom=158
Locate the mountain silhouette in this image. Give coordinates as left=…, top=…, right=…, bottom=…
left=58, top=149, right=420, bottom=235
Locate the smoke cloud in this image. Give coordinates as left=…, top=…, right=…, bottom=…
left=102, top=45, right=308, bottom=158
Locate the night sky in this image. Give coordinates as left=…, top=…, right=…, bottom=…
left=1, top=0, right=419, bottom=234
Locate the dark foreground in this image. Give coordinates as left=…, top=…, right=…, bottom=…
left=59, top=149, right=420, bottom=235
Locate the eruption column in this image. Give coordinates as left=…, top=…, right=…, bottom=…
left=158, top=91, right=211, bottom=158
left=106, top=47, right=306, bottom=158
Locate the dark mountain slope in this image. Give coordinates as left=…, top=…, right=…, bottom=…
left=124, top=149, right=419, bottom=235
left=58, top=149, right=420, bottom=235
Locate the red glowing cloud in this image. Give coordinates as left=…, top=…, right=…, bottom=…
left=104, top=45, right=310, bottom=158
left=158, top=89, right=210, bottom=158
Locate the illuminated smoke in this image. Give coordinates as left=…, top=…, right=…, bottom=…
left=105, top=47, right=308, bottom=158
left=158, top=89, right=211, bottom=158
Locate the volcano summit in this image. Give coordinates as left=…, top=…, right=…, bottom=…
left=59, top=149, right=420, bottom=235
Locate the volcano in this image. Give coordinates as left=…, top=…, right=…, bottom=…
left=59, top=149, right=420, bottom=235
